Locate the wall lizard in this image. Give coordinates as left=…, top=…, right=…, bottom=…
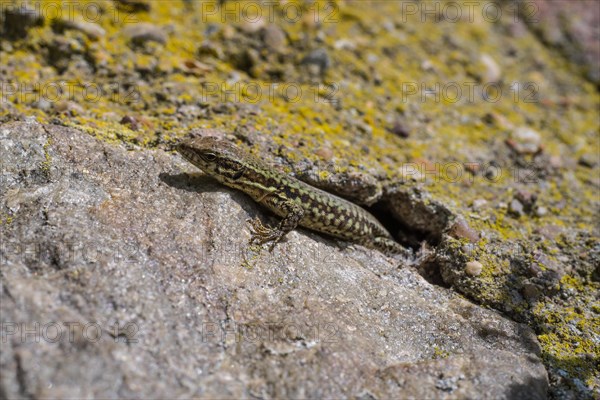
left=177, top=137, right=411, bottom=258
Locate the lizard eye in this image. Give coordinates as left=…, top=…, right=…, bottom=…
left=201, top=152, right=217, bottom=162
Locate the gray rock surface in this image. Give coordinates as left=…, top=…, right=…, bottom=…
left=1, top=121, right=548, bottom=399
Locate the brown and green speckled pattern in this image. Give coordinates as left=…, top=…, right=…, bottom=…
left=178, top=136, right=408, bottom=256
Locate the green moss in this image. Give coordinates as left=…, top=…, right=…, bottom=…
left=40, top=137, right=52, bottom=178
left=432, top=345, right=450, bottom=360
left=0, top=213, right=14, bottom=225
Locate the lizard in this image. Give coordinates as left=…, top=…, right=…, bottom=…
left=177, top=136, right=411, bottom=258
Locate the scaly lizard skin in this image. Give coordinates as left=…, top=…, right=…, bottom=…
left=177, top=137, right=410, bottom=257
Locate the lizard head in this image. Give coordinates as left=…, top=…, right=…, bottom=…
left=177, top=137, right=247, bottom=182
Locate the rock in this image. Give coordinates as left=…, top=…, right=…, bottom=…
left=421, top=59, right=434, bottom=72
left=197, top=41, right=224, bottom=60
left=471, top=198, right=487, bottom=210
left=508, top=127, right=542, bottom=155
left=388, top=119, right=410, bottom=138
left=124, top=23, right=167, bottom=46
left=2, top=5, right=44, bottom=40
left=515, top=190, right=537, bottom=213
left=115, top=0, right=152, bottom=12
left=315, top=146, right=333, bottom=161
left=480, top=54, right=502, bottom=83
left=120, top=115, right=139, bottom=130
left=33, top=98, right=52, bottom=111
left=302, top=48, right=331, bottom=76
left=0, top=40, right=13, bottom=52
left=578, top=153, right=598, bottom=168
left=0, top=122, right=548, bottom=399
left=181, top=59, right=213, bottom=75
left=53, top=101, right=85, bottom=116
left=334, top=39, right=356, bottom=50
left=449, top=218, right=479, bottom=243
left=384, top=186, right=453, bottom=243
left=509, top=199, right=525, bottom=217
left=53, top=18, right=106, bottom=40
left=300, top=169, right=382, bottom=207
left=522, top=283, right=541, bottom=301
left=261, top=25, right=287, bottom=52
left=465, top=261, right=483, bottom=277
left=240, top=15, right=266, bottom=33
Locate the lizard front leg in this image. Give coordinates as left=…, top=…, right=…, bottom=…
left=248, top=200, right=304, bottom=252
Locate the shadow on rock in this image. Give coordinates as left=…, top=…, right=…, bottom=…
left=505, top=375, right=549, bottom=400
left=159, top=172, right=220, bottom=194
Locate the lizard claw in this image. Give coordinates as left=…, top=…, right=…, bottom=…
left=247, top=217, right=283, bottom=251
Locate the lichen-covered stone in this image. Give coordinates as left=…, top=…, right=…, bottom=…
left=0, top=122, right=547, bottom=399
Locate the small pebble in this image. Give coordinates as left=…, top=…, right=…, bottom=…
left=388, top=120, right=410, bottom=138
left=124, top=23, right=167, bottom=45
left=535, top=206, right=548, bottom=217
left=509, top=199, right=524, bottom=216
left=197, top=41, right=224, bottom=60
left=515, top=189, right=537, bottom=213
left=120, top=115, right=139, bottom=130
left=65, top=19, right=106, bottom=40
left=522, top=283, right=540, bottom=301
left=302, top=48, right=331, bottom=76
left=334, top=39, right=356, bottom=50
left=449, top=218, right=479, bottom=243
left=548, top=155, right=563, bottom=169
left=240, top=15, right=266, bottom=33
left=461, top=243, right=475, bottom=256
left=578, top=153, right=598, bottom=168
left=471, top=198, right=487, bottom=210
left=261, top=25, right=287, bottom=52
left=527, top=263, right=543, bottom=278
left=54, top=101, right=84, bottom=116
left=515, top=190, right=536, bottom=207
left=367, top=53, right=379, bottom=64
left=315, top=147, right=333, bottom=161
left=421, top=60, right=434, bottom=71
left=33, top=99, right=52, bottom=111
left=1, top=41, right=14, bottom=52
left=533, top=252, right=559, bottom=271
left=508, top=127, right=542, bottom=154
left=480, top=54, right=502, bottom=83
left=182, top=59, right=213, bottom=75
left=465, top=261, right=483, bottom=276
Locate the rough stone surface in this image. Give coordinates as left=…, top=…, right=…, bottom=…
left=1, top=121, right=548, bottom=399
left=525, top=0, right=600, bottom=84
